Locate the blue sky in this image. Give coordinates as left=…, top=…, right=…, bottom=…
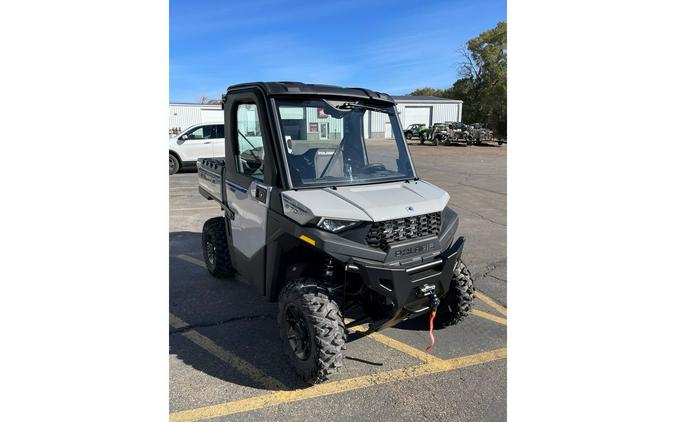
left=170, top=0, right=506, bottom=102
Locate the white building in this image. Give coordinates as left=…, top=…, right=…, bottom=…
left=393, top=96, right=463, bottom=129
left=169, top=103, right=222, bottom=134
left=169, top=96, right=462, bottom=138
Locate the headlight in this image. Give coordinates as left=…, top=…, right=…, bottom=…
left=317, top=218, right=359, bottom=233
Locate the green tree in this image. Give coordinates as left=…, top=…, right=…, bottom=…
left=409, top=22, right=507, bottom=136
left=408, top=87, right=447, bottom=97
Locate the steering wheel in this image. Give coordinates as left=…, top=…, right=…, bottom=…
left=360, top=163, right=387, bottom=174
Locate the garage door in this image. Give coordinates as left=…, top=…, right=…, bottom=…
left=403, top=106, right=431, bottom=128
left=200, top=109, right=224, bottom=123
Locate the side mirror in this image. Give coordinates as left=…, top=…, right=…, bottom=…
left=180, top=135, right=187, bottom=140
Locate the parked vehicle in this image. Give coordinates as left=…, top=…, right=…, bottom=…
left=427, top=123, right=452, bottom=146
left=467, top=123, right=494, bottom=145
left=197, top=82, right=475, bottom=384
left=446, top=122, right=473, bottom=145
left=169, top=123, right=225, bottom=175
left=403, top=123, right=428, bottom=141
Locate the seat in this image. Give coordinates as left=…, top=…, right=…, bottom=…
left=314, top=148, right=344, bottom=178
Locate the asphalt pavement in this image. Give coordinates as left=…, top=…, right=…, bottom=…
left=169, top=141, right=507, bottom=422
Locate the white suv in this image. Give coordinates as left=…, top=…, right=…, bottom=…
left=169, top=123, right=224, bottom=175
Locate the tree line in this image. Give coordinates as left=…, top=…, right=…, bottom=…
left=409, top=22, right=506, bottom=137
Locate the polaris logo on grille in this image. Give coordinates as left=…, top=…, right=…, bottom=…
left=393, top=242, right=435, bottom=258
left=406, top=206, right=414, bottom=213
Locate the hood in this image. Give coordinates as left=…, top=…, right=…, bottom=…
left=282, top=180, right=449, bottom=224
left=325, top=181, right=449, bottom=221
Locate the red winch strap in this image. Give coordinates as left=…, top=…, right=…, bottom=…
left=425, top=309, right=437, bottom=351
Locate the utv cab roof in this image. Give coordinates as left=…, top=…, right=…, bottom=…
left=225, top=81, right=396, bottom=104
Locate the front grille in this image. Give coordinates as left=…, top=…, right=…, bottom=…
left=366, top=212, right=441, bottom=250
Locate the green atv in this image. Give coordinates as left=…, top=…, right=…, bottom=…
left=404, top=124, right=429, bottom=142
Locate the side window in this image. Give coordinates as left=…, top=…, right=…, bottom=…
left=235, top=104, right=265, bottom=181
left=216, top=125, right=224, bottom=139
left=206, top=125, right=220, bottom=139
left=186, top=126, right=205, bottom=140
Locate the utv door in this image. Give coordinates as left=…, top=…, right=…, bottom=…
left=222, top=92, right=275, bottom=295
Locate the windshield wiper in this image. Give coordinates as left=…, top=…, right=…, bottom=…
left=336, top=102, right=391, bottom=113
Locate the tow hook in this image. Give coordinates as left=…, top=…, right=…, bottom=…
left=416, top=284, right=440, bottom=351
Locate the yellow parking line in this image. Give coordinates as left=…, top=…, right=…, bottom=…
left=347, top=321, right=442, bottom=364
left=471, top=309, right=507, bottom=326
left=175, top=254, right=206, bottom=269
left=474, top=290, right=507, bottom=317
left=169, top=347, right=507, bottom=422
left=170, top=313, right=288, bottom=391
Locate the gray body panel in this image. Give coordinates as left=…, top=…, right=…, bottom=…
left=196, top=161, right=222, bottom=201
left=227, top=180, right=269, bottom=259
left=281, top=180, right=449, bottom=224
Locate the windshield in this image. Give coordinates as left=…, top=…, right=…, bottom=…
left=275, top=99, right=415, bottom=188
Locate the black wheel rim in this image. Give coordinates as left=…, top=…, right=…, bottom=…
left=169, top=157, right=175, bottom=173
left=205, top=237, right=215, bottom=266
left=285, top=305, right=311, bottom=361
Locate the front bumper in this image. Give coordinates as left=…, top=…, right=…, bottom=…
left=349, top=236, right=465, bottom=330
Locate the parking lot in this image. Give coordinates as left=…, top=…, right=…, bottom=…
left=170, top=142, right=507, bottom=421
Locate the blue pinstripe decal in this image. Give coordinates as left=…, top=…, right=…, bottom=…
left=226, top=180, right=248, bottom=193
left=198, top=167, right=220, bottom=178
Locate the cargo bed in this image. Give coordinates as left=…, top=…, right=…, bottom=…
left=197, top=158, right=226, bottom=206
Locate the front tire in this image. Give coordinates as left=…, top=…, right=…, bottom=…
left=169, top=154, right=180, bottom=175
left=405, top=132, right=412, bottom=140
left=202, top=217, right=235, bottom=278
left=278, top=278, right=346, bottom=384
left=436, top=259, right=475, bottom=327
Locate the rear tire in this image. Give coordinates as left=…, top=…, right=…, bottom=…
left=169, top=154, right=180, bottom=175
left=278, top=278, right=346, bottom=384
left=436, top=259, right=474, bottom=327
left=202, top=217, right=235, bottom=278
left=405, top=132, right=412, bottom=140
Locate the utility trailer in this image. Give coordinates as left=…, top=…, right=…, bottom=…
left=196, top=82, right=474, bottom=384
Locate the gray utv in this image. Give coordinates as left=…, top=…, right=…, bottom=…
left=197, top=82, right=474, bottom=384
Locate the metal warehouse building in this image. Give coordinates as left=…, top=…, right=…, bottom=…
left=393, top=96, right=463, bottom=129
left=169, top=96, right=462, bottom=138
left=169, top=103, right=222, bottom=133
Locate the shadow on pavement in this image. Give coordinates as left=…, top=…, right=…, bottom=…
left=176, top=167, right=198, bottom=174
left=170, top=231, right=306, bottom=391
left=169, top=231, right=406, bottom=391
left=406, top=142, right=504, bottom=148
